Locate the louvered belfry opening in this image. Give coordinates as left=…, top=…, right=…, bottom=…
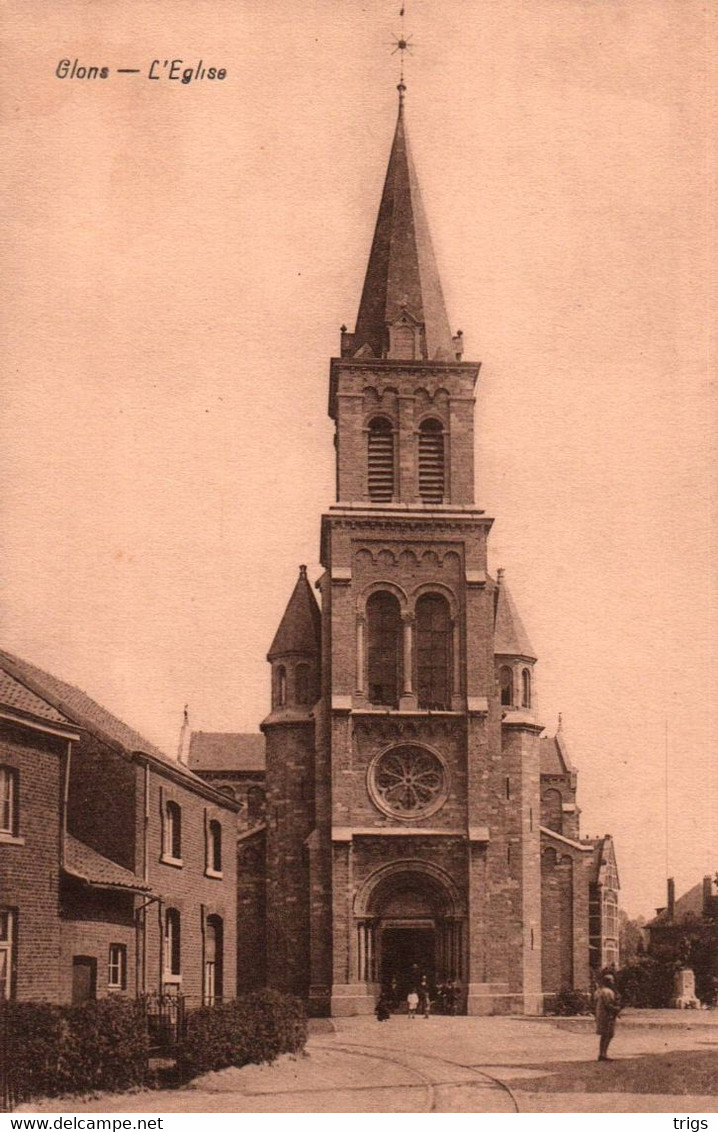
left=368, top=417, right=395, bottom=502
left=418, top=419, right=445, bottom=503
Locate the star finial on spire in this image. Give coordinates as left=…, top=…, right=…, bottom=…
left=390, top=3, right=414, bottom=104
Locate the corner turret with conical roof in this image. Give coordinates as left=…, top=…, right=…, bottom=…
left=261, top=565, right=320, bottom=997
left=494, top=568, right=538, bottom=719
left=265, top=565, right=321, bottom=720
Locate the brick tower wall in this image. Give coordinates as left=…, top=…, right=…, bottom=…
left=264, top=720, right=315, bottom=997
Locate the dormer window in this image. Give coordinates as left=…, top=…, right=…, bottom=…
left=367, top=417, right=394, bottom=502
left=390, top=322, right=416, bottom=359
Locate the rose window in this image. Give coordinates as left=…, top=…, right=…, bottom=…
left=369, top=745, right=449, bottom=820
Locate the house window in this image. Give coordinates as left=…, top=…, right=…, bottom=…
left=367, top=591, right=402, bottom=707
left=418, top=419, right=445, bottom=503
left=204, top=915, right=223, bottom=1005
left=0, top=767, right=18, bottom=837
left=163, top=800, right=182, bottom=862
left=0, top=909, right=15, bottom=1000
left=164, top=908, right=181, bottom=979
left=521, top=668, right=531, bottom=708
left=207, top=819, right=222, bottom=875
left=367, top=417, right=395, bottom=502
left=275, top=665, right=287, bottom=708
left=416, top=593, right=451, bottom=710
left=108, top=943, right=127, bottom=990
left=296, top=663, right=311, bottom=705
left=499, top=666, right=514, bottom=707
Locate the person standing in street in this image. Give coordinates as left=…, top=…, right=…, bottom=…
left=407, top=988, right=419, bottom=1018
left=594, top=973, right=621, bottom=1061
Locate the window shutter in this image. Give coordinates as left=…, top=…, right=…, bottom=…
left=418, top=423, right=444, bottom=503
left=368, top=421, right=394, bottom=502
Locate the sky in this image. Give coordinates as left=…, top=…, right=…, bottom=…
left=1, top=0, right=714, bottom=919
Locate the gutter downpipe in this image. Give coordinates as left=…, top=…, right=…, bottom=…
left=60, top=739, right=72, bottom=868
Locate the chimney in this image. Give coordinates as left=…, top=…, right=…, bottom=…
left=667, top=877, right=675, bottom=920
left=177, top=704, right=191, bottom=766
left=702, top=875, right=712, bottom=915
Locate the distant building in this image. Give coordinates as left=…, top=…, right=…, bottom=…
left=0, top=650, right=238, bottom=1006
left=647, top=875, right=718, bottom=950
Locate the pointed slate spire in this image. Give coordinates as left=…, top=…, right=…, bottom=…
left=494, top=569, right=537, bottom=660
left=268, top=565, right=321, bottom=660
left=352, top=95, right=455, bottom=361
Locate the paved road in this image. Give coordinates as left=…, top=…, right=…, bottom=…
left=17, top=1013, right=718, bottom=1114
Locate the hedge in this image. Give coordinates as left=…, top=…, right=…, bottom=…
left=176, top=989, right=307, bottom=1080
left=544, top=987, right=593, bottom=1016
left=1, top=997, right=148, bottom=1103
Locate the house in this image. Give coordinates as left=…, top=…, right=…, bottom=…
left=0, top=650, right=238, bottom=1006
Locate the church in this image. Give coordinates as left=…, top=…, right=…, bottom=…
left=186, top=82, right=620, bottom=1016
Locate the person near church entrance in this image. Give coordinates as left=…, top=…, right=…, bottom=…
left=407, top=989, right=419, bottom=1018
left=418, top=975, right=431, bottom=1018
left=375, top=991, right=391, bottom=1022
left=594, top=973, right=621, bottom=1061
left=389, top=976, right=399, bottom=1009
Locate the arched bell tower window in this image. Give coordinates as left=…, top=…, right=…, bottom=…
left=296, top=662, right=311, bottom=705
left=367, top=417, right=394, bottom=502
left=367, top=591, right=402, bottom=707
left=521, top=668, right=532, bottom=708
left=418, top=419, right=445, bottom=503
left=499, top=665, right=514, bottom=707
left=416, top=593, right=451, bottom=710
left=275, top=665, right=287, bottom=708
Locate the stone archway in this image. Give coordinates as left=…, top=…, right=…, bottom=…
left=354, top=861, right=465, bottom=1008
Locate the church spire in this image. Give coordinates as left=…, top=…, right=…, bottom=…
left=350, top=89, right=457, bottom=362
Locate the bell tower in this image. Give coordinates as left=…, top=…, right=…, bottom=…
left=307, top=83, right=544, bottom=1017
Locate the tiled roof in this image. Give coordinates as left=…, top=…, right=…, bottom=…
left=189, top=732, right=265, bottom=773
left=64, top=834, right=150, bottom=892
left=268, top=566, right=321, bottom=660
left=540, top=733, right=575, bottom=775
left=0, top=668, right=74, bottom=726
left=0, top=649, right=223, bottom=795
left=494, top=575, right=536, bottom=659
left=672, top=882, right=708, bottom=919
left=583, top=834, right=620, bottom=887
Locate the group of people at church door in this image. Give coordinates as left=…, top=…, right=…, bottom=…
left=376, top=975, right=432, bottom=1021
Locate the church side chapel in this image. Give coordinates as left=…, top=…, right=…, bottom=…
left=189, top=77, right=618, bottom=1016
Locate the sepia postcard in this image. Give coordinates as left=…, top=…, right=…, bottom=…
left=0, top=0, right=714, bottom=1119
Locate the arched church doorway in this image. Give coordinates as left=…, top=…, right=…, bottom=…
left=355, top=863, right=465, bottom=1010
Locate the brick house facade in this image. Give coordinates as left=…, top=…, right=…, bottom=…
left=0, top=651, right=238, bottom=1007
left=188, top=89, right=618, bottom=1015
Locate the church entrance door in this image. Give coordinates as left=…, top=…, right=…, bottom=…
left=380, top=923, right=435, bottom=1002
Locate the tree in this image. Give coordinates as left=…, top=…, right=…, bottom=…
left=619, top=910, right=646, bottom=966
